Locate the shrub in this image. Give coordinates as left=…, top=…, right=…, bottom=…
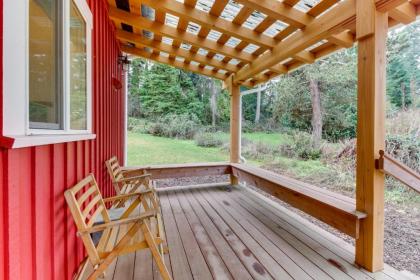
left=127, top=117, right=147, bottom=133
left=146, top=113, right=200, bottom=139
left=194, top=132, right=224, bottom=147
left=147, top=122, right=166, bottom=137
left=279, top=131, right=322, bottom=160
left=242, top=141, right=278, bottom=161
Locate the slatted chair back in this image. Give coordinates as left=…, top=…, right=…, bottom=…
left=106, top=156, right=152, bottom=196
left=64, top=174, right=111, bottom=266
left=105, top=156, right=125, bottom=194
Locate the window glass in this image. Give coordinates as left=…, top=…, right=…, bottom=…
left=70, top=1, right=87, bottom=130
left=29, top=0, right=60, bottom=128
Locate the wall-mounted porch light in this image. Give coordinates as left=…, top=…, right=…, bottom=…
left=118, top=54, right=130, bottom=72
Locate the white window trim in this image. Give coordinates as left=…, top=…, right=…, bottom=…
left=2, top=0, right=94, bottom=148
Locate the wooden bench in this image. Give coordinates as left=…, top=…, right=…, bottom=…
left=122, top=162, right=232, bottom=180
left=231, top=164, right=367, bottom=238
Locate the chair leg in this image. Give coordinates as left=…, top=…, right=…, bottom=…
left=88, top=222, right=142, bottom=280
left=142, top=223, right=172, bottom=280
left=74, top=257, right=89, bottom=280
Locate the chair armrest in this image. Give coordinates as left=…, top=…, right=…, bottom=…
left=78, top=209, right=157, bottom=235
left=116, top=173, right=152, bottom=183
left=103, top=189, right=153, bottom=203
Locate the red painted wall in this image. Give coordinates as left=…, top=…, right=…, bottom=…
left=0, top=1, right=125, bottom=279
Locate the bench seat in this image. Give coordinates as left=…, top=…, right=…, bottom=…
left=231, top=163, right=366, bottom=238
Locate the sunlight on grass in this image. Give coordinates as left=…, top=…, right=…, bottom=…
left=127, top=133, right=228, bottom=165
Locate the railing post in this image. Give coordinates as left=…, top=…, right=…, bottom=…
left=227, top=75, right=241, bottom=185
left=355, top=0, right=387, bottom=272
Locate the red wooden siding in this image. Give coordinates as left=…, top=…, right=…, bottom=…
left=0, top=0, right=125, bottom=279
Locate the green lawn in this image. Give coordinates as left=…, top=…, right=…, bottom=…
left=215, top=132, right=290, bottom=146
left=127, top=132, right=228, bottom=165
left=127, top=132, right=291, bottom=166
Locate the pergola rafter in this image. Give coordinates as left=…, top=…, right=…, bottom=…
left=109, top=0, right=418, bottom=87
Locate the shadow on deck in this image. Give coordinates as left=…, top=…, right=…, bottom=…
left=83, top=184, right=411, bottom=280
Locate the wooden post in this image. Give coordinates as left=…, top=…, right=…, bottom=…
left=228, top=75, right=241, bottom=185
left=355, top=0, right=387, bottom=272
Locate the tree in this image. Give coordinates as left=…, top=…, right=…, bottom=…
left=386, top=21, right=420, bottom=109
left=138, top=63, right=203, bottom=119
left=309, top=79, right=322, bottom=147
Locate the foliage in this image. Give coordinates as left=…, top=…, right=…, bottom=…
left=146, top=113, right=200, bottom=139
left=127, top=117, right=147, bottom=133
left=130, top=63, right=205, bottom=119
left=387, top=21, right=420, bottom=109
left=269, top=48, right=357, bottom=141
left=194, top=132, right=225, bottom=147
left=127, top=22, right=420, bottom=145
left=278, top=131, right=322, bottom=160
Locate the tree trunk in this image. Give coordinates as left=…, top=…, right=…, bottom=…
left=255, top=87, right=261, bottom=124
left=210, top=80, right=218, bottom=126
left=309, top=79, right=322, bottom=148
left=410, top=78, right=416, bottom=107
left=401, top=82, right=406, bottom=110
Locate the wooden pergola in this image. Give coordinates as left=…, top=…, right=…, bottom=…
left=107, top=0, right=419, bottom=273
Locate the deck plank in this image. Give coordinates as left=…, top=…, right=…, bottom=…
left=159, top=192, right=194, bottom=280
left=205, top=187, right=335, bottom=280
left=183, top=188, right=273, bottom=280
left=201, top=187, right=315, bottom=280
left=113, top=253, right=135, bottom=280
left=237, top=186, right=396, bottom=280
left=193, top=188, right=292, bottom=279
left=92, top=184, right=412, bottom=280
left=241, top=187, right=410, bottom=280
left=169, top=189, right=234, bottom=279
left=165, top=190, right=217, bottom=280
left=176, top=188, right=254, bottom=280
left=134, top=250, right=153, bottom=280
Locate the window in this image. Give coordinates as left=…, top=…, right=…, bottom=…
left=28, top=0, right=92, bottom=132
left=70, top=1, right=88, bottom=130
left=29, top=0, right=61, bottom=129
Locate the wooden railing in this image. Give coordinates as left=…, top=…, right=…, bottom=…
left=376, top=150, right=420, bottom=194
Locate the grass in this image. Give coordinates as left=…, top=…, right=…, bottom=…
left=127, top=131, right=418, bottom=205
left=216, top=132, right=291, bottom=146
left=270, top=156, right=330, bottom=178
left=127, top=132, right=228, bottom=165
left=127, top=132, right=310, bottom=170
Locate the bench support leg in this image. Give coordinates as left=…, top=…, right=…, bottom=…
left=355, top=1, right=387, bottom=272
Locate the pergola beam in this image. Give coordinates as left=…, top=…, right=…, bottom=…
left=109, top=6, right=256, bottom=63
left=117, top=30, right=239, bottom=73
left=388, top=2, right=417, bottom=23
left=234, top=0, right=410, bottom=84
left=139, top=0, right=277, bottom=49
left=121, top=46, right=228, bottom=80
left=234, top=0, right=311, bottom=28
left=234, top=0, right=356, bottom=84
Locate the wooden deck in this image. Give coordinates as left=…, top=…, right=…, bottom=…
left=85, top=184, right=413, bottom=280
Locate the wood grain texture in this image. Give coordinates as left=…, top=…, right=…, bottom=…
left=84, top=184, right=410, bottom=280
left=355, top=6, right=388, bottom=272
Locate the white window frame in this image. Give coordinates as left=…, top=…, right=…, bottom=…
left=2, top=0, right=94, bottom=148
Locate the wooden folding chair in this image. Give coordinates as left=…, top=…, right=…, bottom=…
left=65, top=174, right=171, bottom=280
left=105, top=157, right=156, bottom=205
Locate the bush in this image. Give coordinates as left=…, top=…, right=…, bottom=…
left=242, top=119, right=279, bottom=133
left=146, top=113, right=200, bottom=139
left=127, top=117, right=147, bottom=133
left=194, top=132, right=224, bottom=147
left=242, top=141, right=278, bottom=161
left=279, top=131, right=322, bottom=160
